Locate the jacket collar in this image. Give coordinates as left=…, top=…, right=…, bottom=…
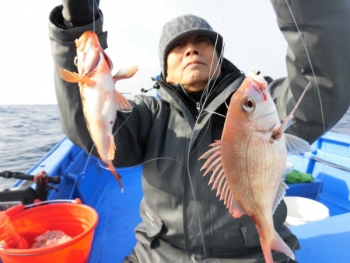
left=156, top=58, right=244, bottom=128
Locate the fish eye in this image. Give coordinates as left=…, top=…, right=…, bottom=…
left=74, top=56, right=78, bottom=66
left=241, top=97, right=255, bottom=112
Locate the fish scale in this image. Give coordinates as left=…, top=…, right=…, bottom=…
left=200, top=73, right=311, bottom=263
left=58, top=31, right=138, bottom=191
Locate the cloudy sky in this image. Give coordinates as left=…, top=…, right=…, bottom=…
left=0, top=0, right=288, bottom=104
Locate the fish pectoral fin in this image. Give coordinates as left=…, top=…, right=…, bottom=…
left=285, top=134, right=312, bottom=155
left=272, top=180, right=288, bottom=214
left=58, top=68, right=96, bottom=86
left=113, top=66, right=138, bottom=83
left=58, top=68, right=80, bottom=83
left=107, top=134, right=116, bottom=160
left=199, top=140, right=245, bottom=218
left=114, top=90, right=132, bottom=112
left=229, top=200, right=245, bottom=218
left=102, top=91, right=110, bottom=115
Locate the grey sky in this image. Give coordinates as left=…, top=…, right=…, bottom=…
left=0, top=0, right=287, bottom=104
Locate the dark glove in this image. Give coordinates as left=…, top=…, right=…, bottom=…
left=62, top=0, right=100, bottom=27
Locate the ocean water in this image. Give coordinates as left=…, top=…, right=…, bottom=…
left=0, top=105, right=64, bottom=189
left=0, top=104, right=349, bottom=190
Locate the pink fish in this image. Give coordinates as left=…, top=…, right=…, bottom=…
left=59, top=31, right=138, bottom=191
left=199, top=73, right=311, bottom=263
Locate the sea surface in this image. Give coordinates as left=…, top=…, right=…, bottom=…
left=0, top=104, right=350, bottom=190
left=0, top=105, right=64, bottom=189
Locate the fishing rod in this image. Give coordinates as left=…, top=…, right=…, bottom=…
left=0, top=171, right=61, bottom=184
left=299, top=154, right=350, bottom=173
left=0, top=171, right=61, bottom=208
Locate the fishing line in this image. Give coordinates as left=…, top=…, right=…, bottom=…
left=182, top=3, right=229, bottom=257
left=187, top=119, right=212, bottom=157
left=284, top=1, right=325, bottom=133
left=197, top=2, right=227, bottom=108
left=200, top=35, right=225, bottom=107
left=284, top=1, right=326, bottom=203
left=79, top=0, right=133, bottom=181
left=283, top=1, right=327, bottom=261
left=202, top=109, right=226, bottom=119
left=205, top=0, right=227, bottom=96
left=97, top=157, right=187, bottom=174
left=92, top=0, right=95, bottom=32
left=93, top=0, right=104, bottom=24
left=79, top=143, right=96, bottom=178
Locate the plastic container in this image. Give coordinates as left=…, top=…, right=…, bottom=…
left=284, top=196, right=329, bottom=226
left=0, top=200, right=98, bottom=263
left=0, top=212, right=28, bottom=249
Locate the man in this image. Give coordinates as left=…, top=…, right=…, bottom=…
left=48, top=0, right=350, bottom=262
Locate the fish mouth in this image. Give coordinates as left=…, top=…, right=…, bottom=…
left=257, top=121, right=278, bottom=133
left=251, top=84, right=267, bottom=101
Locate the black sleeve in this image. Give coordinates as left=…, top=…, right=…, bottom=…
left=270, top=0, right=350, bottom=144
left=61, top=0, right=100, bottom=27
left=48, top=6, right=107, bottom=154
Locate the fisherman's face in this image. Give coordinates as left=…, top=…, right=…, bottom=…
left=166, top=34, right=221, bottom=92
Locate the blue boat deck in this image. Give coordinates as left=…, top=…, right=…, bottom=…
left=20, top=138, right=144, bottom=262
left=12, top=132, right=350, bottom=262
left=286, top=132, right=350, bottom=262
left=287, top=132, right=350, bottom=216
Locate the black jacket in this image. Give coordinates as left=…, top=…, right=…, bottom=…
left=48, top=0, right=350, bottom=261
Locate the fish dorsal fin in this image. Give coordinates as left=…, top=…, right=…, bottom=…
left=113, top=66, right=138, bottom=83
left=273, top=180, right=289, bottom=213
left=199, top=140, right=245, bottom=218
left=114, top=90, right=132, bottom=111
left=285, top=133, right=312, bottom=155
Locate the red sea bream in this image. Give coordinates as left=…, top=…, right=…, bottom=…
left=200, top=73, right=311, bottom=263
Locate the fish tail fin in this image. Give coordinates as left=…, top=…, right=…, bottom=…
left=260, top=241, right=275, bottom=263
left=269, top=230, right=295, bottom=261
left=114, top=90, right=132, bottom=111
left=105, top=161, right=124, bottom=192
left=58, top=68, right=96, bottom=86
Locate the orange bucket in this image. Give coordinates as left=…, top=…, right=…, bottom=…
left=0, top=200, right=98, bottom=263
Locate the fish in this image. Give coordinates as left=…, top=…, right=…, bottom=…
left=199, top=72, right=311, bottom=263
left=58, top=31, right=138, bottom=191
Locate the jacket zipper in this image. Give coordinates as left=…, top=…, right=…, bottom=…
left=196, top=102, right=201, bottom=114
left=156, top=70, right=243, bottom=118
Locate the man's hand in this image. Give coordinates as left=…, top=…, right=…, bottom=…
left=62, top=0, right=100, bottom=27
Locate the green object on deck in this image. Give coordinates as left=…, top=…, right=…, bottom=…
left=285, top=170, right=314, bottom=184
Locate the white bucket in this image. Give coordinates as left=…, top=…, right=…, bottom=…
left=284, top=196, right=329, bottom=226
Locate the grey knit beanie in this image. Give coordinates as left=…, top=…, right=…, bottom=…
left=159, top=14, right=224, bottom=78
